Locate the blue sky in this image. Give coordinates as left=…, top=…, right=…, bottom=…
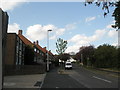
left=1, top=1, right=118, bottom=54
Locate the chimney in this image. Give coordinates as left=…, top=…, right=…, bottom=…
left=18, top=30, right=22, bottom=35
left=33, top=41, right=35, bottom=44
left=44, top=47, right=46, bottom=49
left=36, top=40, right=39, bottom=45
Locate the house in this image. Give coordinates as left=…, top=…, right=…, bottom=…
left=0, top=8, right=9, bottom=89
left=42, top=47, right=54, bottom=63
left=33, top=40, right=45, bottom=64
left=18, top=30, right=46, bottom=64
left=5, top=33, right=25, bottom=65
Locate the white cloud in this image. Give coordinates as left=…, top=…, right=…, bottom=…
left=65, top=23, right=76, bottom=30
left=66, top=29, right=107, bottom=53
left=108, top=30, right=117, bottom=37
left=85, top=16, right=96, bottom=22
left=8, top=23, right=20, bottom=33
left=0, top=0, right=26, bottom=11
left=106, top=24, right=113, bottom=29
left=66, top=22, right=118, bottom=53
left=112, top=43, right=118, bottom=46
left=26, top=24, right=65, bottom=41
left=50, top=28, right=65, bottom=40
left=105, top=22, right=117, bottom=38
left=65, top=44, right=80, bottom=54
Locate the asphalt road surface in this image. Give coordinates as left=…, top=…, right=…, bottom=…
left=41, top=67, right=87, bottom=88
left=41, top=63, right=119, bottom=89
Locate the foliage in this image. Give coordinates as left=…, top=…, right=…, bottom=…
left=79, top=45, right=95, bottom=66
left=117, top=47, right=120, bottom=69
left=24, top=45, right=35, bottom=65
left=60, top=53, right=70, bottom=61
left=85, top=1, right=120, bottom=29
left=94, top=44, right=118, bottom=68
left=75, top=44, right=119, bottom=69
left=56, top=38, right=67, bottom=55
left=112, top=1, right=120, bottom=29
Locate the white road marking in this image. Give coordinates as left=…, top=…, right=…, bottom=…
left=56, top=87, right=59, bottom=88
left=93, top=76, right=112, bottom=83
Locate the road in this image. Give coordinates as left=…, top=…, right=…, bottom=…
left=41, top=63, right=119, bottom=89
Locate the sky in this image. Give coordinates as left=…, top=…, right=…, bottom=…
left=0, top=1, right=118, bottom=54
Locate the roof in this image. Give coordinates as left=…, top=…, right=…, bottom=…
left=42, top=47, right=47, bottom=53
left=18, top=34, right=34, bottom=46
left=35, top=44, right=43, bottom=52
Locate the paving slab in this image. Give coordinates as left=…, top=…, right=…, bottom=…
left=3, top=74, right=46, bottom=88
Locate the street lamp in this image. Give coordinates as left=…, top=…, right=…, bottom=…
left=47, top=29, right=52, bottom=72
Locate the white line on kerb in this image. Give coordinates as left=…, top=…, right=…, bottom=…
left=92, top=76, right=112, bottom=83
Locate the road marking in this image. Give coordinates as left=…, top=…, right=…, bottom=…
left=56, top=87, right=59, bottom=88
left=93, top=76, right=112, bottom=83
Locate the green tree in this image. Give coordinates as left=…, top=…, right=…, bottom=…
left=112, top=1, right=120, bottom=29
left=117, top=47, right=120, bottom=69
left=94, top=44, right=117, bottom=68
left=56, top=38, right=67, bottom=55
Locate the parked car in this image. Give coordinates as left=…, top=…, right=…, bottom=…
left=65, top=61, right=72, bottom=69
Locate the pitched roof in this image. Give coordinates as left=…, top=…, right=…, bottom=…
left=35, top=44, right=43, bottom=52
left=17, top=30, right=54, bottom=55
left=42, top=47, right=54, bottom=55
left=42, top=47, right=47, bottom=53
left=18, top=34, right=34, bottom=46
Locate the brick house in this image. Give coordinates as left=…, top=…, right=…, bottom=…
left=33, top=40, right=45, bottom=64
left=5, top=33, right=25, bottom=65
left=18, top=30, right=46, bottom=64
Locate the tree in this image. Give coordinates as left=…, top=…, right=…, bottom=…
left=112, top=1, right=120, bottom=29
left=85, top=1, right=120, bottom=29
left=117, top=47, right=120, bottom=69
left=56, top=38, right=67, bottom=55
left=94, top=44, right=117, bottom=68
left=75, top=45, right=95, bottom=66
left=60, top=53, right=70, bottom=61
left=79, top=45, right=95, bottom=66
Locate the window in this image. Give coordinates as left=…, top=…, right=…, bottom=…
left=34, top=48, right=36, bottom=52
left=19, top=56, right=22, bottom=65
left=37, top=50, right=39, bottom=53
left=16, top=54, right=18, bottom=65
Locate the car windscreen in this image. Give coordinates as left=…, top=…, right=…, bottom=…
left=66, top=63, right=72, bottom=65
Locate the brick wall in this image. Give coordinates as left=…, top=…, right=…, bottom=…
left=4, top=64, right=46, bottom=76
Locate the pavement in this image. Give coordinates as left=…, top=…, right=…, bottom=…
left=3, top=73, right=46, bottom=89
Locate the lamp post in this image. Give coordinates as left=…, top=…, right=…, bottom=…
left=47, top=29, right=52, bottom=72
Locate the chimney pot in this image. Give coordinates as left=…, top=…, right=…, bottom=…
left=33, top=41, right=35, bottom=44
left=36, top=40, right=39, bottom=45
left=18, top=30, right=22, bottom=35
